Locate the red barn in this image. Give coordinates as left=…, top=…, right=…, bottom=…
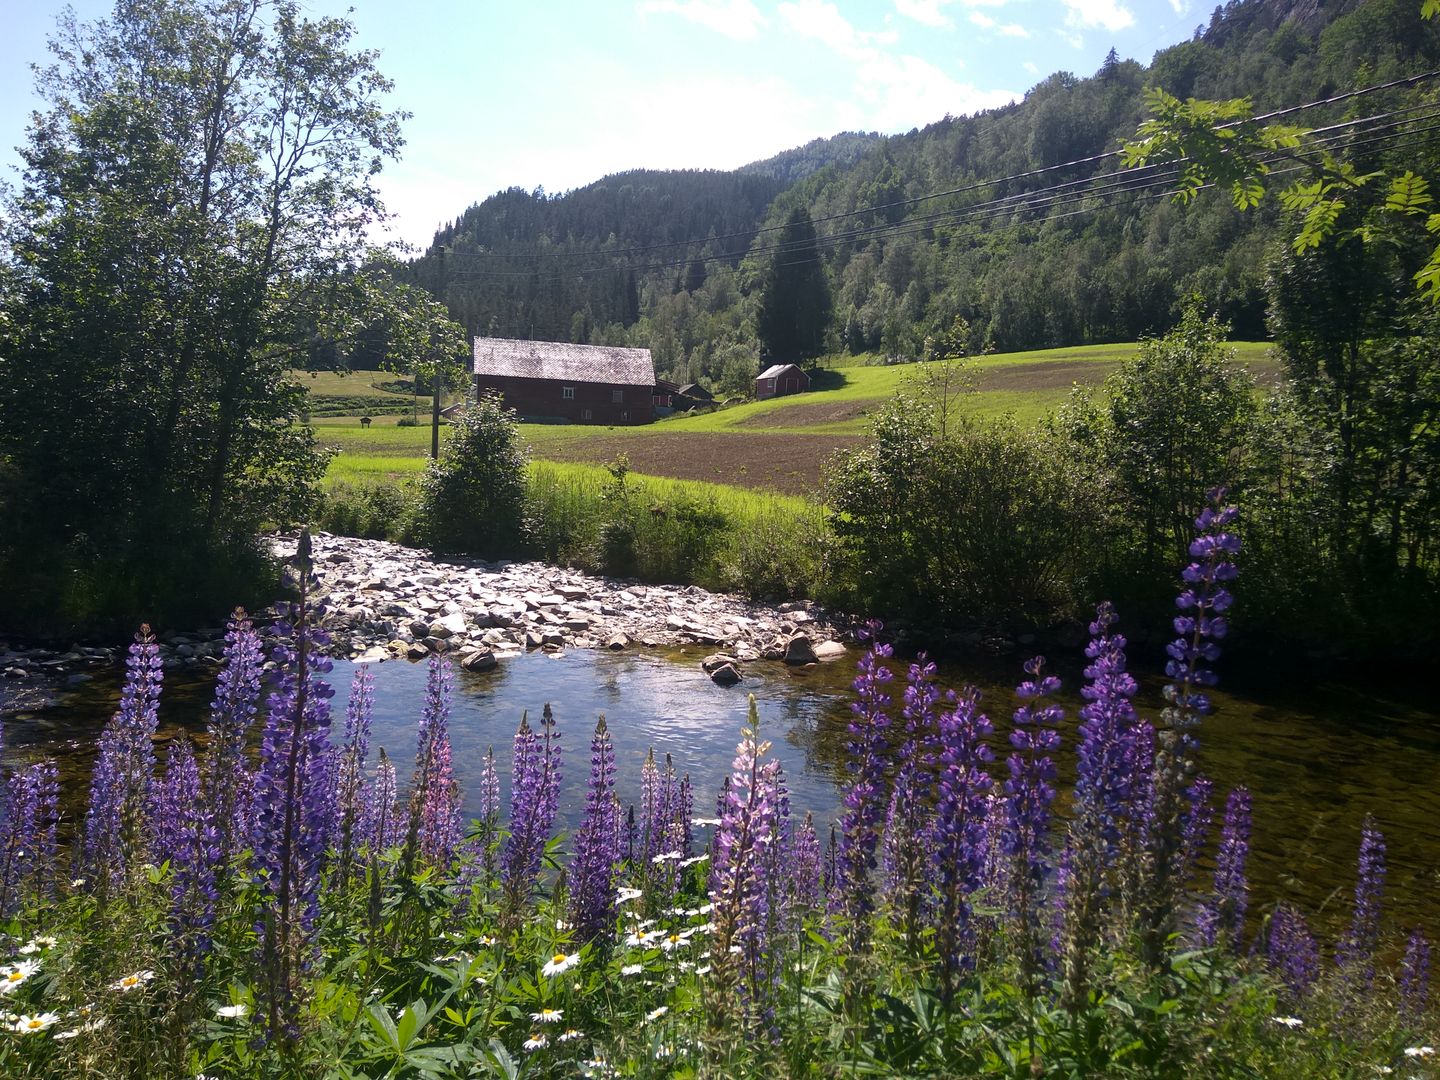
left=472, top=338, right=655, bottom=425
left=755, top=363, right=810, bottom=400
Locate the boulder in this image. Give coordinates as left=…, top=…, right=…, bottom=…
left=782, top=634, right=818, bottom=666
left=812, top=640, right=848, bottom=662
left=524, top=630, right=545, bottom=650
left=405, top=641, right=430, bottom=660
left=606, top=632, right=630, bottom=651
left=432, top=612, right=467, bottom=638
left=709, top=662, right=742, bottom=686
left=459, top=647, right=498, bottom=672
left=701, top=653, right=740, bottom=674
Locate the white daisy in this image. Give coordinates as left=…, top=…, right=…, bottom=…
left=616, top=886, right=643, bottom=903
left=621, top=964, right=644, bottom=976
left=690, top=817, right=720, bottom=827
left=109, top=970, right=155, bottom=992
left=9, top=1012, right=61, bottom=1034
left=32, top=936, right=58, bottom=948
left=651, top=851, right=681, bottom=864
left=215, top=1003, right=248, bottom=1020
left=558, top=1028, right=584, bottom=1042
left=479, top=935, right=497, bottom=947
left=581, top=1057, right=611, bottom=1077
left=1404, top=1046, right=1435, bottom=1058
left=0, top=960, right=41, bottom=992
left=531, top=1007, right=563, bottom=1024
left=660, top=933, right=688, bottom=952
left=695, top=964, right=712, bottom=975
left=655, top=1043, right=674, bottom=1058
left=645, top=1005, right=668, bottom=1022
left=522, top=1031, right=548, bottom=1052
left=540, top=952, right=580, bottom=977
left=1270, top=1016, right=1303, bottom=1028
left=680, top=854, right=708, bottom=867
left=17, top=944, right=39, bottom=956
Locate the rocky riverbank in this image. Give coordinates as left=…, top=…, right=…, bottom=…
left=1, top=533, right=852, bottom=696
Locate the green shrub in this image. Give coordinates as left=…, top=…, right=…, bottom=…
left=317, top=481, right=419, bottom=542
left=417, top=392, right=528, bottom=556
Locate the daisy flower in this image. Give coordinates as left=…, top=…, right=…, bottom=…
left=1270, top=1016, right=1303, bottom=1028
left=109, top=970, right=155, bottom=992
left=645, top=1005, right=668, bottom=1022
left=9, top=1012, right=61, bottom=1034
left=531, top=1007, right=563, bottom=1024
left=1, top=960, right=41, bottom=992
left=660, top=933, right=688, bottom=952
left=558, top=1028, right=584, bottom=1043
left=215, top=1003, right=248, bottom=1020
left=522, top=1032, right=548, bottom=1052
left=621, top=964, right=644, bottom=976
left=616, top=886, right=643, bottom=903
left=541, top=952, right=580, bottom=977
left=1404, top=1046, right=1435, bottom=1058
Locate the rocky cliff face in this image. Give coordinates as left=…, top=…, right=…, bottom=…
left=1202, top=0, right=1366, bottom=46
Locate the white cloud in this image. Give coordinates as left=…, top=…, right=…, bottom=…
left=895, top=0, right=953, bottom=27
left=1062, top=0, right=1135, bottom=32
left=969, top=11, right=995, bottom=26
left=780, top=0, right=1019, bottom=126
left=970, top=11, right=1030, bottom=33
left=1168, top=0, right=1190, bottom=12
left=1023, top=60, right=1038, bottom=72
left=636, top=0, right=768, bottom=40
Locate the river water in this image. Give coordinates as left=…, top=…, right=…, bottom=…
left=5, top=642, right=1436, bottom=940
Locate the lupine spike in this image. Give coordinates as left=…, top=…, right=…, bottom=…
left=202, top=609, right=264, bottom=863
left=569, top=715, right=620, bottom=943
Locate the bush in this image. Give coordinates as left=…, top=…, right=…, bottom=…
left=417, top=392, right=528, bottom=555
left=316, top=481, right=419, bottom=543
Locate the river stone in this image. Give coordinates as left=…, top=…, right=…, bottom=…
left=783, top=634, right=818, bottom=665
left=813, top=640, right=848, bottom=662
left=353, top=646, right=390, bottom=664
left=433, top=612, right=467, bottom=638
left=557, top=585, right=589, bottom=601
left=709, top=662, right=742, bottom=686
left=408, top=618, right=431, bottom=637
left=406, top=642, right=430, bottom=660
left=541, top=630, right=565, bottom=647
left=701, top=653, right=739, bottom=674
left=524, top=630, right=545, bottom=650
left=422, top=636, right=449, bottom=654
left=459, top=648, right=497, bottom=672
left=606, top=632, right=630, bottom=650
left=565, top=617, right=591, bottom=632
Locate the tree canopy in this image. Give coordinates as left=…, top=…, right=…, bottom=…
left=755, top=207, right=833, bottom=365
left=0, top=0, right=405, bottom=629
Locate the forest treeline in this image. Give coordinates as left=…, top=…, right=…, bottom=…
left=402, top=0, right=1440, bottom=393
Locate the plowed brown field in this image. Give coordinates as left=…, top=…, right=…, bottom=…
left=529, top=431, right=864, bottom=496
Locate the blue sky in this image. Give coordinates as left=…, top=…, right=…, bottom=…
left=1, top=0, right=1203, bottom=250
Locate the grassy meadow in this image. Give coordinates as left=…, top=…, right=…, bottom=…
left=309, top=342, right=1277, bottom=496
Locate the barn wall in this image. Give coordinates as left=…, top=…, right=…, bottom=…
left=474, top=374, right=653, bottom=425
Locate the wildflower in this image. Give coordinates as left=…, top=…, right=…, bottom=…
left=617, top=886, right=643, bottom=903
left=16, top=944, right=37, bottom=956
left=215, top=1003, right=248, bottom=1020
left=621, top=964, right=644, bottom=976
left=570, top=718, right=623, bottom=943
left=1267, top=904, right=1320, bottom=999
left=645, top=1005, right=668, bottom=1022
left=1198, top=787, right=1252, bottom=949
left=334, top=665, right=375, bottom=873
left=655, top=1043, right=674, bottom=1058
left=695, top=964, right=711, bottom=975
left=541, top=952, right=580, bottom=977
left=1, top=959, right=40, bottom=991
left=531, top=1007, right=563, bottom=1024
left=1400, top=929, right=1431, bottom=1016
left=523, top=1032, right=548, bottom=1052
left=652, top=851, right=681, bottom=864
left=1340, top=816, right=1386, bottom=986
left=1271, top=1016, right=1303, bottom=1028
left=408, top=656, right=463, bottom=867
left=581, top=1058, right=611, bottom=1077
left=109, top=970, right=155, bottom=992
left=501, top=705, right=563, bottom=907
left=202, top=610, right=265, bottom=863
left=680, top=854, right=708, bottom=867
left=9, top=1012, right=60, bottom=1034
left=479, top=935, right=498, bottom=947
left=691, top=818, right=720, bottom=828
left=660, top=933, right=688, bottom=952
left=1404, top=1046, right=1435, bottom=1058
left=558, top=1028, right=583, bottom=1042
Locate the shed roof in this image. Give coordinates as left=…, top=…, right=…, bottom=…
left=757, top=363, right=806, bottom=380
left=677, top=382, right=713, bottom=399
left=473, top=337, right=655, bottom=388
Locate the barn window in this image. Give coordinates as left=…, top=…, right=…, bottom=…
left=611, top=389, right=624, bottom=403
left=562, top=386, right=575, bottom=399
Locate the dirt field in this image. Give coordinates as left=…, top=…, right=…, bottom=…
left=528, top=431, right=865, bottom=495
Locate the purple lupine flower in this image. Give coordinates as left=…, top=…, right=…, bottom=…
left=84, top=625, right=163, bottom=893
left=405, top=656, right=463, bottom=869
left=832, top=624, right=894, bottom=953
left=1072, top=603, right=1142, bottom=852
left=1197, top=786, right=1250, bottom=949
left=1138, top=488, right=1240, bottom=967
left=707, top=696, right=787, bottom=1038
left=1400, top=929, right=1431, bottom=1017
left=335, top=666, right=375, bottom=873
left=477, top=746, right=500, bottom=826
left=501, top=705, right=562, bottom=916
left=639, top=749, right=662, bottom=863
left=1339, top=816, right=1386, bottom=985
left=153, top=739, right=219, bottom=977
left=883, top=657, right=943, bottom=945
left=930, top=686, right=994, bottom=996
left=1267, top=903, right=1320, bottom=1000
left=1003, top=657, right=1063, bottom=986
left=1180, top=775, right=1215, bottom=883
left=202, top=609, right=264, bottom=863
left=0, top=761, right=59, bottom=915
left=569, top=716, right=621, bottom=943
left=789, top=811, right=824, bottom=917
left=362, top=749, right=402, bottom=852
left=250, top=537, right=337, bottom=1041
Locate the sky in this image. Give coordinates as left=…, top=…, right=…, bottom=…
left=0, top=0, right=1206, bottom=251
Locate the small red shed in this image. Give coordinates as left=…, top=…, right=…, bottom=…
left=755, top=363, right=810, bottom=401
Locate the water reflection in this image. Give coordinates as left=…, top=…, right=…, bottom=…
left=6, top=643, right=1437, bottom=939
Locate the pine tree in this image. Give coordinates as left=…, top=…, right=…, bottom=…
left=756, top=207, right=833, bottom=364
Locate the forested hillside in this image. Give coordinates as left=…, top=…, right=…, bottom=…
left=404, top=0, right=1440, bottom=390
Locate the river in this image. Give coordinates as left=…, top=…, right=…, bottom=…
left=4, top=641, right=1436, bottom=941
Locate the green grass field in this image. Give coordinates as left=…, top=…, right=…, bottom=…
left=314, top=341, right=1278, bottom=492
